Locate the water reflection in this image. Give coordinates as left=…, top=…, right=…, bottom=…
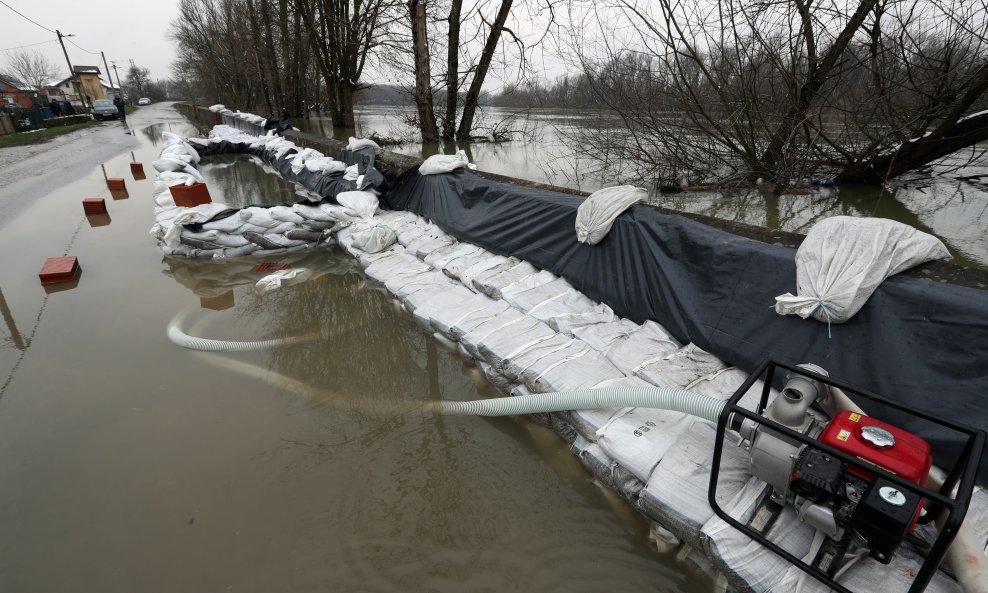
left=198, top=155, right=312, bottom=208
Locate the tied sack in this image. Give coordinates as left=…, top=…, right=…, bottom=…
left=575, top=186, right=646, bottom=245
left=775, top=216, right=949, bottom=324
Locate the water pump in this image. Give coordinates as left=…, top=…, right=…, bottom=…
left=710, top=359, right=983, bottom=593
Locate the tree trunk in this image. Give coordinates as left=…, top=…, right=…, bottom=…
left=442, top=0, right=462, bottom=141
left=260, top=0, right=285, bottom=115
left=409, top=0, right=439, bottom=142
left=246, top=0, right=275, bottom=114
left=756, top=0, right=879, bottom=181
left=455, top=0, right=512, bottom=141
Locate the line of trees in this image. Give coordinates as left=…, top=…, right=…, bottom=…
left=169, top=0, right=548, bottom=139
left=552, top=0, right=988, bottom=185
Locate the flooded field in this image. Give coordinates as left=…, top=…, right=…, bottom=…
left=0, top=104, right=712, bottom=592
left=296, top=106, right=988, bottom=268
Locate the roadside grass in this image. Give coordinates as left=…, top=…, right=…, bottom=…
left=0, top=121, right=100, bottom=149
left=173, top=102, right=211, bottom=134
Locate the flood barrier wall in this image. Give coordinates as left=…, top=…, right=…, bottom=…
left=186, top=105, right=988, bottom=481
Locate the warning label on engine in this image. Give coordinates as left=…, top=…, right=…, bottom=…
left=848, top=413, right=862, bottom=422
left=837, top=429, right=851, bottom=442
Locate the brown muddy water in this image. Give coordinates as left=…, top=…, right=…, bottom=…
left=0, top=105, right=713, bottom=592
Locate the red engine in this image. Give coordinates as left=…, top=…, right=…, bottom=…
left=819, top=410, right=932, bottom=486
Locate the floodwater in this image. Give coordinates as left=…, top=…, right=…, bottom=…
left=0, top=104, right=713, bottom=592
left=296, top=106, right=988, bottom=268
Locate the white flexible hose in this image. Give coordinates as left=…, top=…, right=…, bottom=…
left=167, top=309, right=316, bottom=352
left=434, top=386, right=726, bottom=423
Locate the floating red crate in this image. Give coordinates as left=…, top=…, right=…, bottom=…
left=169, top=182, right=212, bottom=208
left=107, top=178, right=126, bottom=191
left=82, top=197, right=106, bottom=215
left=39, top=256, right=80, bottom=285
left=130, top=162, right=144, bottom=176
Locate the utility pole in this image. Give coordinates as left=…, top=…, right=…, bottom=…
left=100, top=51, right=115, bottom=98
left=110, top=61, right=123, bottom=94
left=56, top=30, right=91, bottom=111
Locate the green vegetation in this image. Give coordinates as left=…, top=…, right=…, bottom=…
left=0, top=121, right=98, bottom=149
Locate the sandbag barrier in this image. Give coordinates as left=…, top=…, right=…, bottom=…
left=157, top=113, right=986, bottom=593
left=148, top=123, right=386, bottom=259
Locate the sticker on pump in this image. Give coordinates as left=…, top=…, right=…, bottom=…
left=848, top=413, right=862, bottom=422
left=837, top=429, right=851, bottom=442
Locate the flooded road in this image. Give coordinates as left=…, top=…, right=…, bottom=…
left=0, top=104, right=712, bottom=592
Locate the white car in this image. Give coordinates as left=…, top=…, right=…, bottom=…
left=137, top=97, right=151, bottom=106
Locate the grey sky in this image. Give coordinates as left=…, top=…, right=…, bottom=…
left=1, top=0, right=178, bottom=82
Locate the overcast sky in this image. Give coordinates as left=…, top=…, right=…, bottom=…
left=1, top=0, right=178, bottom=82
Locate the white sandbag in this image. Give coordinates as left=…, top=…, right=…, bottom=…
left=181, top=229, right=220, bottom=242
left=343, top=164, right=359, bottom=181
left=346, top=137, right=380, bottom=151
left=550, top=303, right=616, bottom=336
left=424, top=242, right=484, bottom=269
left=476, top=316, right=557, bottom=368
left=208, top=104, right=226, bottom=112
left=636, top=343, right=728, bottom=388
left=459, top=308, right=529, bottom=359
left=572, top=318, right=640, bottom=351
left=410, top=285, right=487, bottom=333
left=419, top=150, right=476, bottom=175
left=499, top=333, right=577, bottom=382
left=460, top=255, right=511, bottom=289
left=268, top=205, right=305, bottom=224
left=336, top=191, right=378, bottom=220
left=443, top=300, right=513, bottom=342
left=470, top=258, right=524, bottom=293
left=211, top=233, right=251, bottom=248
left=499, top=270, right=558, bottom=301
left=442, top=250, right=498, bottom=281
left=352, top=224, right=397, bottom=254
left=775, top=216, right=950, bottom=324
left=604, top=321, right=681, bottom=375
left=640, top=419, right=753, bottom=533
left=396, top=224, right=430, bottom=247
left=387, top=270, right=453, bottom=302
left=154, top=192, right=176, bottom=208
left=596, top=406, right=695, bottom=482
left=529, top=349, right=623, bottom=393
left=292, top=203, right=334, bottom=222
left=407, top=234, right=455, bottom=259
left=152, top=157, right=195, bottom=174
left=503, top=276, right=572, bottom=313
left=575, top=185, right=646, bottom=245
left=289, top=148, right=320, bottom=174
left=427, top=291, right=502, bottom=339
left=304, top=156, right=347, bottom=174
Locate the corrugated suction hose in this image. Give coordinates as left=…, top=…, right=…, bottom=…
left=434, top=386, right=726, bottom=424
left=167, top=309, right=315, bottom=352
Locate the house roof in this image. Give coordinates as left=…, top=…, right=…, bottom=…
left=0, top=74, right=35, bottom=92
left=72, top=65, right=102, bottom=75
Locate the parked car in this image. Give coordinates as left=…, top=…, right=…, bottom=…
left=90, top=99, right=120, bottom=120
left=137, top=97, right=151, bottom=106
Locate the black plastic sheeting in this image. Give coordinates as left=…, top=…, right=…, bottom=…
left=384, top=168, right=988, bottom=481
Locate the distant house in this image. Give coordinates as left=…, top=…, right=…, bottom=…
left=54, top=66, right=108, bottom=107
left=0, top=74, right=37, bottom=108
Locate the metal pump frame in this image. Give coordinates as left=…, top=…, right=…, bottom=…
left=708, top=358, right=985, bottom=593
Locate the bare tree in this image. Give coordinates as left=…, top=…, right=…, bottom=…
left=560, top=0, right=988, bottom=186
left=4, top=50, right=59, bottom=89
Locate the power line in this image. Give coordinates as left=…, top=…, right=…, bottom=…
left=0, top=39, right=58, bottom=53
left=67, top=38, right=101, bottom=56
left=0, top=0, right=56, bottom=34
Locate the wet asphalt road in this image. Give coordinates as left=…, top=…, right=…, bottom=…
left=0, top=104, right=183, bottom=229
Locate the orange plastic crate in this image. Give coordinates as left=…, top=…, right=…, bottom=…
left=82, top=197, right=106, bottom=215
left=169, top=182, right=212, bottom=207
left=39, top=256, right=80, bottom=285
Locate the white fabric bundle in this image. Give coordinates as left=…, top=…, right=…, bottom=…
left=352, top=224, right=397, bottom=254
left=346, top=137, right=380, bottom=151
left=575, top=185, right=646, bottom=245
left=419, top=150, right=476, bottom=175
left=336, top=191, right=379, bottom=220
left=775, top=216, right=950, bottom=324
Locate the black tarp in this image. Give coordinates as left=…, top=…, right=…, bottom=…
left=384, top=168, right=988, bottom=481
